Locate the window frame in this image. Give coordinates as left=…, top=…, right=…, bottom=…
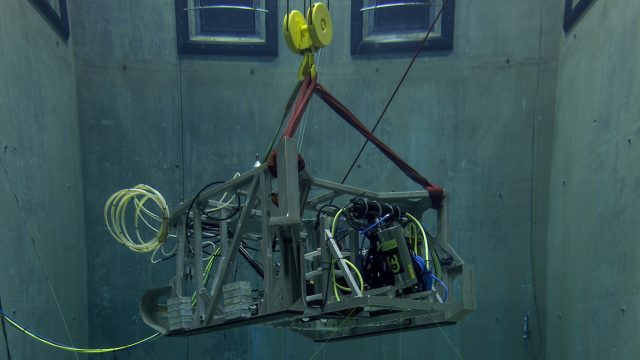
left=175, top=0, right=278, bottom=56
left=563, top=0, right=596, bottom=33
left=350, top=0, right=455, bottom=56
left=29, top=0, right=70, bottom=41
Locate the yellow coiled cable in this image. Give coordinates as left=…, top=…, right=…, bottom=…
left=104, top=184, right=170, bottom=253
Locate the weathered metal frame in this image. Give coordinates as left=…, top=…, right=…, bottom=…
left=140, top=138, right=474, bottom=341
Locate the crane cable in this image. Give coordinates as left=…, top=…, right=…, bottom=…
left=339, top=0, right=451, bottom=188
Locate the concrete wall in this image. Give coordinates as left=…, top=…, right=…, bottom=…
left=0, top=1, right=87, bottom=359
left=69, top=0, right=185, bottom=356
left=68, top=0, right=560, bottom=358
left=545, top=0, right=640, bottom=358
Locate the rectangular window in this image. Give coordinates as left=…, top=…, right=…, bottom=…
left=372, top=1, right=430, bottom=33
left=199, top=0, right=256, bottom=36
left=175, top=0, right=278, bottom=56
left=351, top=0, right=455, bottom=56
left=29, top=0, right=70, bottom=40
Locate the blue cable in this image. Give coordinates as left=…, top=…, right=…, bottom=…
left=0, top=296, right=12, bottom=360
left=412, top=255, right=433, bottom=290
left=359, top=214, right=390, bottom=234
left=430, top=274, right=449, bottom=302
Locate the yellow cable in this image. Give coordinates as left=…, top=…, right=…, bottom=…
left=330, top=209, right=351, bottom=292
left=331, top=208, right=358, bottom=292
left=192, top=247, right=222, bottom=307
left=104, top=185, right=169, bottom=253
left=329, top=209, right=364, bottom=300
left=407, top=222, right=418, bottom=253
left=405, top=213, right=430, bottom=267
left=330, top=208, right=344, bottom=236
left=0, top=312, right=160, bottom=354
left=332, top=259, right=364, bottom=301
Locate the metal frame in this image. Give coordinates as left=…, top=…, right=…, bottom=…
left=140, top=138, right=474, bottom=341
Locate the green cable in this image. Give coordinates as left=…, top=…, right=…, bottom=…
left=329, top=209, right=364, bottom=300
left=192, top=247, right=222, bottom=307
left=0, top=311, right=160, bottom=354
left=332, top=259, right=364, bottom=301
left=0, top=241, right=223, bottom=354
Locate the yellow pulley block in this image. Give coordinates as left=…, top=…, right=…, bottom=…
left=283, top=10, right=312, bottom=54
left=307, top=3, right=333, bottom=49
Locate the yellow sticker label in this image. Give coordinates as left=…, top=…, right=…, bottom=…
left=380, top=239, right=398, bottom=252
left=388, top=255, right=401, bottom=273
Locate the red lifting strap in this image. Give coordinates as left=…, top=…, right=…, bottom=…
left=282, top=76, right=317, bottom=138
left=274, top=76, right=444, bottom=209
left=314, top=84, right=443, bottom=209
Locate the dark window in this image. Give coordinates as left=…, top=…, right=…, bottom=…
left=351, top=0, right=455, bottom=56
left=199, top=0, right=256, bottom=36
left=175, top=0, right=278, bottom=56
left=28, top=0, right=70, bottom=40
left=372, top=1, right=429, bottom=34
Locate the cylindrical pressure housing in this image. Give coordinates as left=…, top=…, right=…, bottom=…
left=377, top=224, right=416, bottom=288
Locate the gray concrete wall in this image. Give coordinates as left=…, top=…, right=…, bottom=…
left=70, top=0, right=559, bottom=358
left=545, top=0, right=640, bottom=358
left=0, top=0, right=88, bottom=359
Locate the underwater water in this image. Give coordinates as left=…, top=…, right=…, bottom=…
left=2, top=0, right=640, bottom=359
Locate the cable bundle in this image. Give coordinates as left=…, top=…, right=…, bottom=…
left=104, top=184, right=170, bottom=253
